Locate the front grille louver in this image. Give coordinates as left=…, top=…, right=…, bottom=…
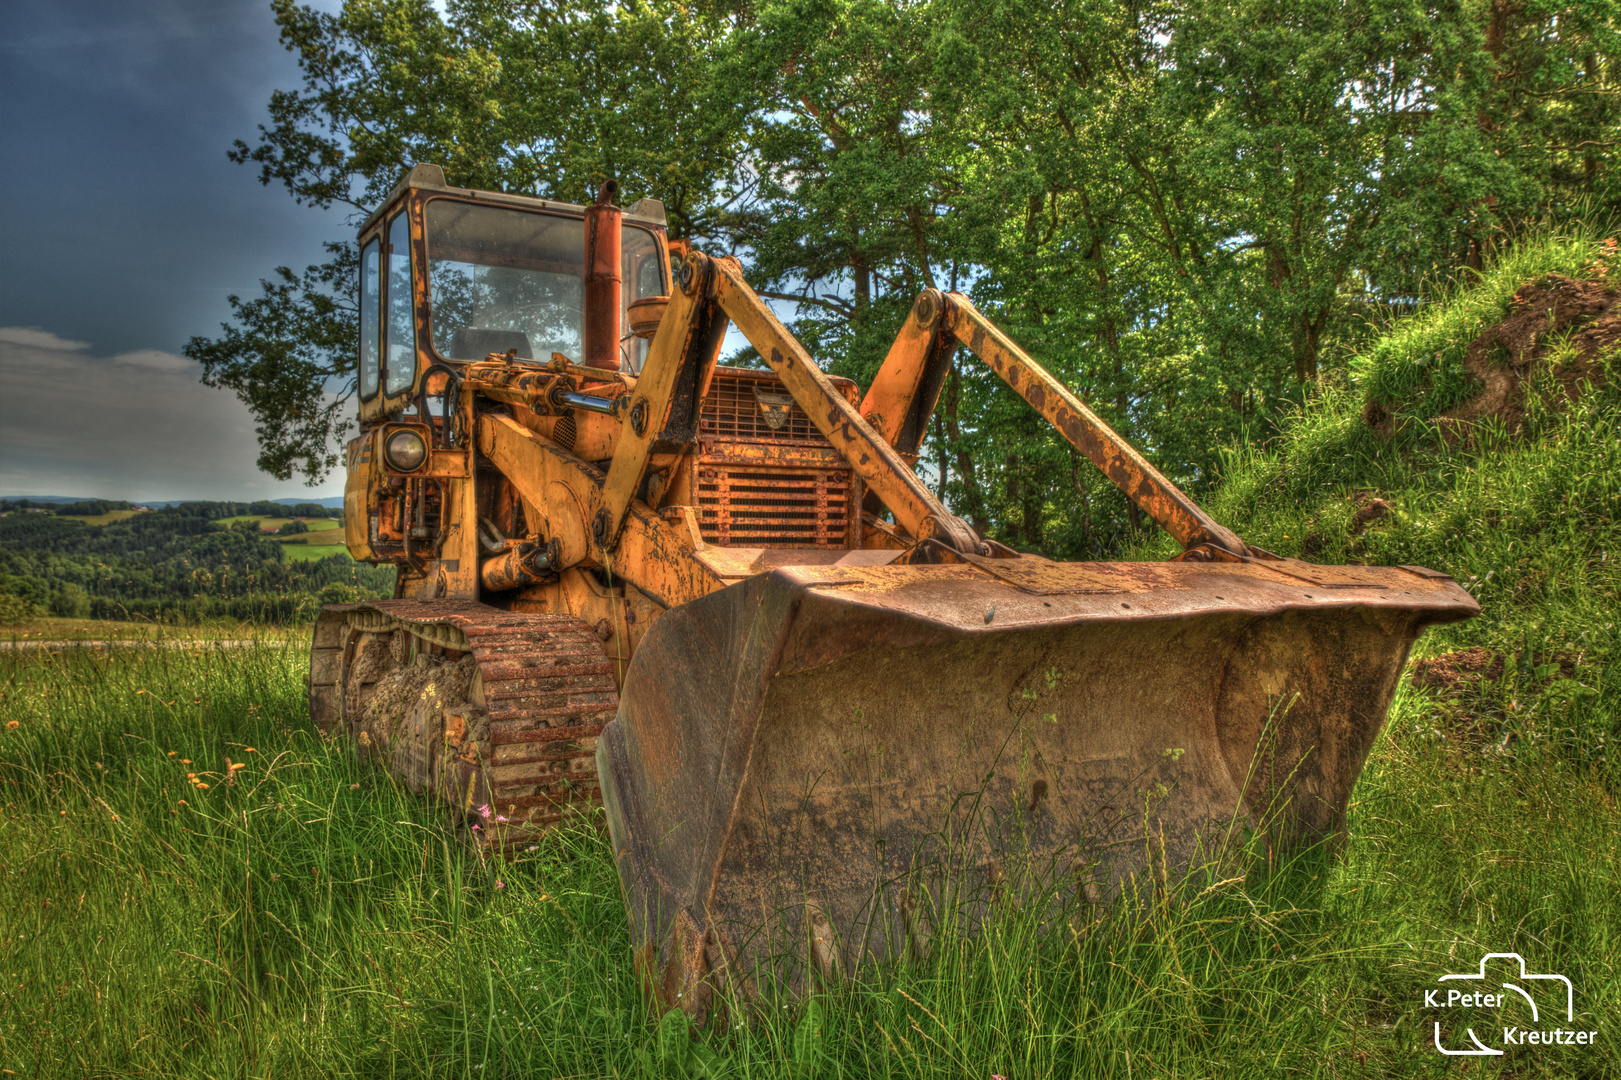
left=697, top=466, right=851, bottom=548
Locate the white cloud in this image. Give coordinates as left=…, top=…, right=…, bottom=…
left=111, top=347, right=197, bottom=373
left=0, top=326, right=90, bottom=351
left=0, top=327, right=343, bottom=501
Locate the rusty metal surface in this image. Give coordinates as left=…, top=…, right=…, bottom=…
left=315, top=599, right=616, bottom=847
left=583, top=180, right=623, bottom=371
left=598, top=558, right=1478, bottom=1018
left=699, top=368, right=860, bottom=444
left=695, top=463, right=852, bottom=548
left=859, top=288, right=957, bottom=454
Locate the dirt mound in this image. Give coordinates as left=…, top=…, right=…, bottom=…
left=1409, top=647, right=1504, bottom=695
left=1438, top=270, right=1619, bottom=438
left=1408, top=647, right=1576, bottom=697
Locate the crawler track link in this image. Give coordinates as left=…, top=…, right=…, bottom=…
left=310, top=600, right=618, bottom=848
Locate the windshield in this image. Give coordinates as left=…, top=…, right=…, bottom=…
left=425, top=199, right=664, bottom=371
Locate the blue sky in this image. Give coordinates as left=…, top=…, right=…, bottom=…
left=0, top=0, right=349, bottom=500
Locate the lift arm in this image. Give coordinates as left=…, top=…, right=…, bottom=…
left=860, top=288, right=1249, bottom=558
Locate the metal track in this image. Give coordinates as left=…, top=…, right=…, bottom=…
left=309, top=600, right=618, bottom=847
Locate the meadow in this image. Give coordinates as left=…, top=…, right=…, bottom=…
left=2, top=234, right=1618, bottom=1078
left=1, top=631, right=1614, bottom=1079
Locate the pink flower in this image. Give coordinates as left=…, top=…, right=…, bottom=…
left=496, top=815, right=510, bottom=823
left=475, top=803, right=492, bottom=819
left=494, top=880, right=505, bottom=890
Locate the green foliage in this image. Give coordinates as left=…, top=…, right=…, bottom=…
left=50, top=500, right=134, bottom=517
left=0, top=502, right=391, bottom=625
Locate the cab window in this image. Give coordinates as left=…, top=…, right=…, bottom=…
left=358, top=236, right=381, bottom=400
left=383, top=212, right=416, bottom=396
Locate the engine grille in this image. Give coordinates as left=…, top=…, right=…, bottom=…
left=697, top=465, right=852, bottom=548
left=699, top=369, right=854, bottom=443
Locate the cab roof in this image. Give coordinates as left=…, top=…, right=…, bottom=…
left=361, top=163, right=669, bottom=235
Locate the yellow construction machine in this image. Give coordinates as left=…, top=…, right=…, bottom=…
left=313, top=163, right=1477, bottom=1014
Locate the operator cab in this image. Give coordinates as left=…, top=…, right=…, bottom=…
left=354, top=164, right=671, bottom=424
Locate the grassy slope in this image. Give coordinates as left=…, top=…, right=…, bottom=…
left=1, top=237, right=1618, bottom=1079
left=1135, top=232, right=1621, bottom=774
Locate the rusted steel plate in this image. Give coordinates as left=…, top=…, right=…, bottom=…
left=598, top=559, right=1477, bottom=1018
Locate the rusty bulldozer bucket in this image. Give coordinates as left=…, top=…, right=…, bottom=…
left=598, top=554, right=1475, bottom=1013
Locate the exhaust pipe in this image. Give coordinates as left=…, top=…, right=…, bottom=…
left=583, top=180, right=623, bottom=371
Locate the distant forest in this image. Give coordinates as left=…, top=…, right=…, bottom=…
left=0, top=501, right=392, bottom=625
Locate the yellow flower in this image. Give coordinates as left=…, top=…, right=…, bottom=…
left=180, top=759, right=191, bottom=765
left=229, top=763, right=246, bottom=771
left=167, top=751, right=177, bottom=757
left=196, top=782, right=210, bottom=790
left=177, top=800, right=187, bottom=807
left=4, top=721, right=17, bottom=730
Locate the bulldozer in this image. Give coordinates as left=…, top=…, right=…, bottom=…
left=312, top=163, right=1478, bottom=1014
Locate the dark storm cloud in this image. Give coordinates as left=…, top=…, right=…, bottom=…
left=0, top=0, right=350, bottom=499
left=0, top=328, right=325, bottom=500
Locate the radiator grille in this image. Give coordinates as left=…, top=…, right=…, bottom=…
left=700, top=370, right=849, bottom=443
left=697, top=465, right=851, bottom=548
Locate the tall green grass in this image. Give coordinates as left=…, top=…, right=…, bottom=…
left=2, top=643, right=1616, bottom=1078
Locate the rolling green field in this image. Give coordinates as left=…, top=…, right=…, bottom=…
left=2, top=235, right=1618, bottom=1077
left=210, top=516, right=351, bottom=563
left=279, top=544, right=351, bottom=563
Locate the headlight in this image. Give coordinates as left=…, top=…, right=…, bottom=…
left=384, top=429, right=427, bottom=472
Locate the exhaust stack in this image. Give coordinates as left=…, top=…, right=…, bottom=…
left=583, top=180, right=623, bottom=371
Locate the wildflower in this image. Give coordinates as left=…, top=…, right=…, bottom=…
left=177, top=800, right=187, bottom=807
left=495, top=880, right=505, bottom=890
left=349, top=783, right=360, bottom=791
left=244, top=747, right=255, bottom=753
left=196, top=782, right=210, bottom=790
left=475, top=803, right=492, bottom=819
left=496, top=815, right=510, bottom=823
left=180, top=759, right=191, bottom=765
left=229, top=762, right=246, bottom=771
left=4, top=721, right=17, bottom=730
left=167, top=751, right=177, bottom=757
